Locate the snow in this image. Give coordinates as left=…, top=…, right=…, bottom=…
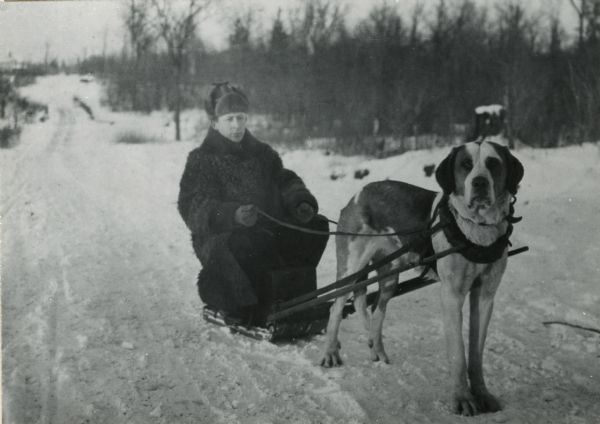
left=475, top=104, right=504, bottom=115
left=2, top=75, right=599, bottom=423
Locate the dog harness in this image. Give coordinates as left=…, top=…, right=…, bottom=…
left=432, top=195, right=520, bottom=264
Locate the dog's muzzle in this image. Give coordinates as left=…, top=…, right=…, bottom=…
left=469, top=176, right=492, bottom=208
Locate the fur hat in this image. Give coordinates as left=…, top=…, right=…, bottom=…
left=214, top=91, right=249, bottom=117
left=205, top=82, right=249, bottom=120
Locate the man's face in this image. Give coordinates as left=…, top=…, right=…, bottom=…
left=214, top=112, right=248, bottom=142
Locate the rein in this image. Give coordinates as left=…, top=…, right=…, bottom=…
left=256, top=194, right=521, bottom=250
left=255, top=208, right=433, bottom=238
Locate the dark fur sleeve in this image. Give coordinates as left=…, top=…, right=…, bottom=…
left=178, top=150, right=240, bottom=236
left=258, top=143, right=318, bottom=214
left=279, top=168, right=318, bottom=212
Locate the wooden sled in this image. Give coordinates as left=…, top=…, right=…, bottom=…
left=202, top=241, right=529, bottom=342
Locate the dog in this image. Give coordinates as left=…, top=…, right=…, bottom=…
left=320, top=140, right=524, bottom=416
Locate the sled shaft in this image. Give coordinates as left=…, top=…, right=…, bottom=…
left=274, top=222, right=446, bottom=312
left=508, top=245, right=529, bottom=256
left=268, top=244, right=464, bottom=321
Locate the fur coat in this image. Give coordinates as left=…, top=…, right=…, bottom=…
left=178, top=127, right=319, bottom=312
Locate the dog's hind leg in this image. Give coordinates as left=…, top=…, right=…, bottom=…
left=321, top=235, right=374, bottom=368
left=368, top=261, right=399, bottom=364
left=321, top=291, right=351, bottom=367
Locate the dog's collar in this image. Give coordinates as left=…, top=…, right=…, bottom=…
left=434, top=195, right=517, bottom=264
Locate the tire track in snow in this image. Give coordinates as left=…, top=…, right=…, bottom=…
left=2, top=103, right=78, bottom=424
left=38, top=107, right=78, bottom=424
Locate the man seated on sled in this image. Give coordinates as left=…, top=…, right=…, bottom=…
left=178, top=82, right=329, bottom=327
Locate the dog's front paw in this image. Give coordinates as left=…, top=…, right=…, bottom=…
left=472, top=389, right=501, bottom=413
left=320, top=349, right=343, bottom=367
left=452, top=391, right=479, bottom=416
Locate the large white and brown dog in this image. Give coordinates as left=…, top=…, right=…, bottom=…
left=320, top=140, right=524, bottom=416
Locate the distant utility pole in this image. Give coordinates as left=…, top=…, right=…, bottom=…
left=44, top=41, right=51, bottom=71
left=102, top=26, right=108, bottom=74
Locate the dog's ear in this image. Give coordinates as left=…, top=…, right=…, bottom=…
left=492, top=143, right=524, bottom=195
left=505, top=149, right=524, bottom=195
left=435, top=147, right=458, bottom=195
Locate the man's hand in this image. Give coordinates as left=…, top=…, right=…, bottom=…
left=234, top=204, right=258, bottom=227
left=295, top=202, right=315, bottom=224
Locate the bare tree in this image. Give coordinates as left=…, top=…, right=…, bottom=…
left=566, top=0, right=600, bottom=143
left=123, top=0, right=156, bottom=110
left=289, top=0, right=345, bottom=55
left=568, top=0, right=589, bottom=47
left=358, top=3, right=406, bottom=134
left=494, top=3, right=543, bottom=145
left=409, top=2, right=425, bottom=46
left=567, top=0, right=600, bottom=45
left=586, top=0, right=600, bottom=42
left=125, top=0, right=155, bottom=61
left=151, top=0, right=211, bottom=141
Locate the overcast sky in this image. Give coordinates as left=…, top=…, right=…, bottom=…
left=0, top=0, right=577, bottom=63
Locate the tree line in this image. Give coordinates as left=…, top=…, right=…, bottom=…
left=79, top=0, right=600, bottom=148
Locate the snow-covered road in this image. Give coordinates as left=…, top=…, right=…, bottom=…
left=2, top=76, right=599, bottom=423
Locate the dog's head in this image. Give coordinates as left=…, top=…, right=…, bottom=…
left=435, top=141, right=524, bottom=213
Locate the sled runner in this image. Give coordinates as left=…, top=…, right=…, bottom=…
left=202, top=266, right=344, bottom=341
